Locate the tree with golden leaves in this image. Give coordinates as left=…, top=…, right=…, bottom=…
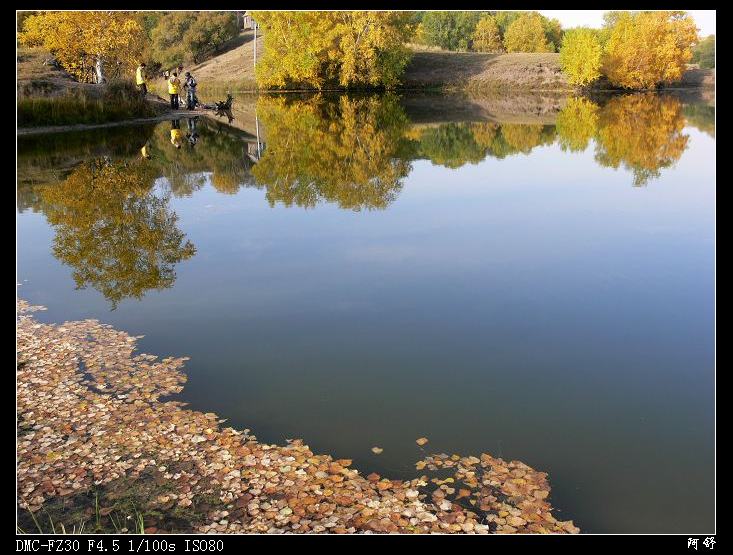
left=559, top=28, right=603, bottom=86
left=19, top=11, right=146, bottom=83
left=251, top=11, right=414, bottom=89
left=472, top=15, right=504, bottom=53
left=503, top=12, right=553, bottom=53
left=602, top=11, right=698, bottom=89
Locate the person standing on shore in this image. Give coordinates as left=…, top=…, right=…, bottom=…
left=135, top=63, right=147, bottom=98
left=168, top=72, right=181, bottom=110
left=184, top=71, right=198, bottom=110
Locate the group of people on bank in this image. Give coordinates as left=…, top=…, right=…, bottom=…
left=135, top=63, right=199, bottom=111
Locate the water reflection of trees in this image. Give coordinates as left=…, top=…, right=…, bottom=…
left=555, top=97, right=599, bottom=153
left=592, top=94, right=689, bottom=186
left=22, top=118, right=257, bottom=308
left=18, top=93, right=704, bottom=306
left=405, top=121, right=556, bottom=168
left=252, top=95, right=412, bottom=210
left=682, top=104, right=715, bottom=138
left=39, top=159, right=196, bottom=309
left=147, top=118, right=255, bottom=197
left=407, top=94, right=691, bottom=186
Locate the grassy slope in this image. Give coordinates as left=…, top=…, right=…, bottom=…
left=17, top=47, right=98, bottom=97
left=186, top=30, right=261, bottom=93
left=403, top=50, right=570, bottom=91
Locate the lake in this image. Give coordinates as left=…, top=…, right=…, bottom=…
left=17, top=91, right=715, bottom=533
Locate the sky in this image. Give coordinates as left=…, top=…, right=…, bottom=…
left=538, top=10, right=715, bottom=36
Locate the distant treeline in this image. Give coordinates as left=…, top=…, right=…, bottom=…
left=17, top=11, right=710, bottom=91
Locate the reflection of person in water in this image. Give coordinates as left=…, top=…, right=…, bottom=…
left=170, top=119, right=183, bottom=149
left=186, top=117, right=199, bottom=148
left=140, top=142, right=151, bottom=159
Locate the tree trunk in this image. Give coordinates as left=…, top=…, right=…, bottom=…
left=95, top=56, right=106, bottom=84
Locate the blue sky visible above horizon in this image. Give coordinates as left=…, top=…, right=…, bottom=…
left=538, top=10, right=715, bottom=36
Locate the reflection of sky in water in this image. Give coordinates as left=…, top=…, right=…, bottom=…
left=17, top=104, right=714, bottom=533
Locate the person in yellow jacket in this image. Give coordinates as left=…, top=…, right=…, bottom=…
left=168, top=72, right=181, bottom=110
left=170, top=120, right=183, bottom=149
left=135, top=63, right=147, bottom=98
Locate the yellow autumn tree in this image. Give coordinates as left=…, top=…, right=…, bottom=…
left=559, top=28, right=603, bottom=86
left=472, top=15, right=504, bottom=53
left=252, top=11, right=414, bottom=89
left=503, top=12, right=553, bottom=53
left=602, top=11, right=698, bottom=89
left=19, top=11, right=146, bottom=83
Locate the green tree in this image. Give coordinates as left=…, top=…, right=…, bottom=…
left=419, top=11, right=484, bottom=51
left=472, top=15, right=504, bottom=53
left=691, top=34, right=715, bottom=68
left=683, top=104, right=715, bottom=138
left=559, top=28, right=603, bottom=86
left=493, top=11, right=523, bottom=37
left=150, top=11, right=238, bottom=67
left=542, top=17, right=564, bottom=52
left=503, top=12, right=553, bottom=53
left=416, top=124, right=487, bottom=168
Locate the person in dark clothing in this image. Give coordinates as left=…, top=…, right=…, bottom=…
left=186, top=117, right=199, bottom=147
left=183, top=72, right=198, bottom=110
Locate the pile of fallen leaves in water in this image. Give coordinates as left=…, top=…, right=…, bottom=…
left=16, top=299, right=579, bottom=534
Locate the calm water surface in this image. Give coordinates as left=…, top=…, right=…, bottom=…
left=17, top=93, right=715, bottom=533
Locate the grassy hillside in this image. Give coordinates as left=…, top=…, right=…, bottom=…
left=17, top=47, right=96, bottom=97
left=185, top=30, right=261, bottom=94
left=403, top=51, right=569, bottom=91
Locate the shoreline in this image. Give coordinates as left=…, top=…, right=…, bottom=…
left=17, top=84, right=714, bottom=137
left=17, top=108, right=220, bottom=137
left=17, top=298, right=579, bottom=534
